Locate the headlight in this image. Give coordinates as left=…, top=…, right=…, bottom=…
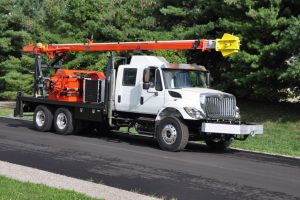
left=184, top=107, right=205, bottom=119
left=235, top=106, right=240, bottom=119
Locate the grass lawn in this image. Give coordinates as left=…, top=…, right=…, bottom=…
left=0, top=175, right=102, bottom=200
left=0, top=101, right=299, bottom=157
left=232, top=100, right=300, bottom=157
left=0, top=107, right=14, bottom=117
left=0, top=106, right=33, bottom=120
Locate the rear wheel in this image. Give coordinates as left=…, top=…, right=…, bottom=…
left=157, top=117, right=189, bottom=152
left=33, top=105, right=53, bottom=132
left=205, top=137, right=232, bottom=150
left=54, top=108, right=74, bottom=135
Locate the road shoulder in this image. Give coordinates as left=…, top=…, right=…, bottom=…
left=0, top=160, right=160, bottom=200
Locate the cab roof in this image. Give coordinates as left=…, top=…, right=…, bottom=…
left=163, top=63, right=207, bottom=71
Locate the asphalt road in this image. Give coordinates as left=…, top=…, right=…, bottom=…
left=0, top=117, right=299, bottom=200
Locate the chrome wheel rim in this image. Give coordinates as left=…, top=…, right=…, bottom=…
left=162, top=124, right=177, bottom=145
left=56, top=113, right=67, bottom=130
left=36, top=110, right=45, bottom=127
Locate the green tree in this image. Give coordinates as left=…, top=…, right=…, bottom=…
left=159, top=0, right=300, bottom=101
left=0, top=0, right=299, bottom=101
left=0, top=0, right=34, bottom=99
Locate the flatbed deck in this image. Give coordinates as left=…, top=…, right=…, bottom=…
left=15, top=96, right=106, bottom=122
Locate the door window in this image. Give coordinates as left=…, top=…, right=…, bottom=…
left=149, top=68, right=156, bottom=88
left=122, top=68, right=137, bottom=86
left=155, top=70, right=163, bottom=91
left=148, top=68, right=163, bottom=91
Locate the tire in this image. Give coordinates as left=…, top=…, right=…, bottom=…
left=205, top=138, right=232, bottom=151
left=156, top=117, right=189, bottom=152
left=33, top=105, right=53, bottom=132
left=53, top=107, right=74, bottom=135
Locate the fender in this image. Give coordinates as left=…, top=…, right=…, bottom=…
left=155, top=107, right=185, bottom=121
left=155, top=98, right=203, bottom=121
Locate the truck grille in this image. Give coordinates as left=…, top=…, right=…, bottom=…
left=205, top=95, right=236, bottom=119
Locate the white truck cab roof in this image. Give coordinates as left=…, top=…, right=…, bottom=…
left=129, top=55, right=207, bottom=71
left=130, top=56, right=168, bottom=67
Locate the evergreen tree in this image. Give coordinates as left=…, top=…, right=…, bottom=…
left=0, top=0, right=299, bottom=101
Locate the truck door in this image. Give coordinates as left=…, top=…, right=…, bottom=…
left=115, top=67, right=140, bottom=112
left=136, top=67, right=164, bottom=115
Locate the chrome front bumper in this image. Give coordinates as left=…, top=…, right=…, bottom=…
left=201, top=123, right=263, bottom=136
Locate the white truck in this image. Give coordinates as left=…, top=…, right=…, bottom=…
left=15, top=34, right=263, bottom=151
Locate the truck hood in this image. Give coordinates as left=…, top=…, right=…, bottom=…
left=170, top=88, right=229, bottom=96
left=164, top=87, right=236, bottom=120
left=166, top=87, right=234, bottom=109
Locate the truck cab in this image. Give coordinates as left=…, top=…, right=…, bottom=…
left=115, top=56, right=212, bottom=117
left=113, top=55, right=262, bottom=151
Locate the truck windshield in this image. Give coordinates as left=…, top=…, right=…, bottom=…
left=162, top=69, right=207, bottom=89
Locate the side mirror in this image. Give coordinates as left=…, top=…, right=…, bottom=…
left=206, top=72, right=210, bottom=88
left=143, top=68, right=150, bottom=90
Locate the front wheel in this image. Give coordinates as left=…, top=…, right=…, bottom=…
left=205, top=138, right=232, bottom=151
left=156, top=117, right=189, bottom=152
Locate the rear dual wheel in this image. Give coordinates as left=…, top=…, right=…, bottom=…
left=33, top=106, right=74, bottom=135
left=33, top=105, right=53, bottom=132
left=54, top=108, right=74, bottom=135
left=34, top=106, right=104, bottom=136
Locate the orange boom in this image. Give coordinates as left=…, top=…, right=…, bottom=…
left=23, top=33, right=240, bottom=58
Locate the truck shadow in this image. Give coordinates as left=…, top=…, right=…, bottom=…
left=77, top=129, right=161, bottom=150
left=75, top=129, right=232, bottom=154
left=185, top=142, right=236, bottom=154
